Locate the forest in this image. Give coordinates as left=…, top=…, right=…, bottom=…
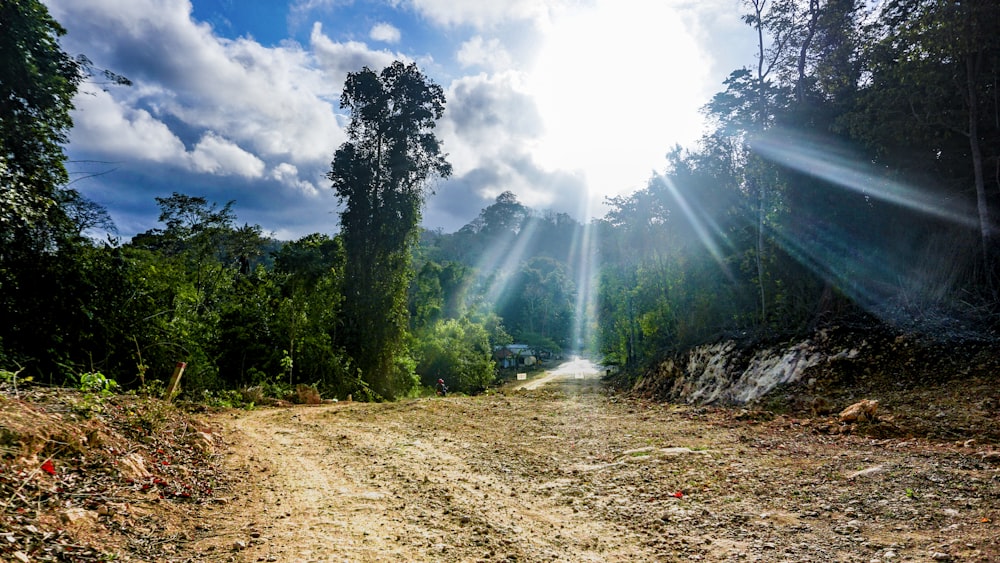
left=2, top=0, right=999, bottom=402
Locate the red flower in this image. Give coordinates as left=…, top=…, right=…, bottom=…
left=41, top=459, right=56, bottom=476
left=672, top=491, right=683, bottom=498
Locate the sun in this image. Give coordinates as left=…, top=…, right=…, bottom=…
left=526, top=1, right=711, bottom=210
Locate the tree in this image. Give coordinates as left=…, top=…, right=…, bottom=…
left=328, top=61, right=451, bottom=399
left=0, top=0, right=82, bottom=230
left=414, top=317, right=495, bottom=394
left=496, top=257, right=575, bottom=348
left=848, top=0, right=1000, bottom=276
left=478, top=191, right=530, bottom=237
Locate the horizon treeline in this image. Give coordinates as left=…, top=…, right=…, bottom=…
left=2, top=0, right=998, bottom=399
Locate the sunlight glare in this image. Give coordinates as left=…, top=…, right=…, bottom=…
left=478, top=218, right=544, bottom=307
left=528, top=1, right=711, bottom=208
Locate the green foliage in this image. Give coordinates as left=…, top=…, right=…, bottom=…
left=121, top=396, right=174, bottom=436
left=78, top=371, right=119, bottom=395
left=3, top=2, right=998, bottom=404
left=415, top=317, right=496, bottom=394
left=496, top=257, right=575, bottom=348
left=0, top=0, right=82, bottom=229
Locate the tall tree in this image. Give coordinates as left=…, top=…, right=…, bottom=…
left=849, top=0, right=1000, bottom=275
left=0, top=0, right=82, bottom=230
left=328, top=61, right=451, bottom=399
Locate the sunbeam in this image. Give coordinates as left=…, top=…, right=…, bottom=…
left=751, top=128, right=978, bottom=230
left=568, top=219, right=599, bottom=352
left=750, top=127, right=980, bottom=324
left=660, top=174, right=735, bottom=281
left=479, top=218, right=543, bottom=308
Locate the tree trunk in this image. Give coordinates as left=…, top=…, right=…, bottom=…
left=756, top=178, right=768, bottom=323
left=967, top=51, right=991, bottom=270
left=797, top=0, right=820, bottom=103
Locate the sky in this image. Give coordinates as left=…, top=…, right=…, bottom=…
left=44, top=0, right=754, bottom=240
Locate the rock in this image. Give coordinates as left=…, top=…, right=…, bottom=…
left=660, top=447, right=710, bottom=456
left=233, top=540, right=247, bottom=551
left=840, top=399, right=879, bottom=423
left=847, top=465, right=885, bottom=480
left=60, top=508, right=98, bottom=526
left=118, top=452, right=151, bottom=480
left=834, top=520, right=861, bottom=534
left=930, top=552, right=952, bottom=561
left=190, top=431, right=215, bottom=454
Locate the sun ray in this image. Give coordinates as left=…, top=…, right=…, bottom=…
left=660, top=174, right=735, bottom=281
left=751, top=128, right=977, bottom=230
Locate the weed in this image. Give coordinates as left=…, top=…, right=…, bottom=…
left=79, top=371, right=119, bottom=395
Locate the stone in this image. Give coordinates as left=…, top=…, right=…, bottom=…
left=847, top=465, right=885, bottom=480
left=60, top=508, right=98, bottom=526
left=190, top=431, right=215, bottom=454
left=839, top=399, right=879, bottom=423
left=660, top=447, right=710, bottom=456
left=118, top=452, right=151, bottom=480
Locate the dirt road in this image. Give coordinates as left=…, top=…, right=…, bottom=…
left=203, top=361, right=1000, bottom=562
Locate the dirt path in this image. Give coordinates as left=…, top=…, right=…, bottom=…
left=514, top=357, right=603, bottom=391
left=202, top=364, right=1000, bottom=563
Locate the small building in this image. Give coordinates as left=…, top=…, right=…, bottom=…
left=493, top=344, right=537, bottom=368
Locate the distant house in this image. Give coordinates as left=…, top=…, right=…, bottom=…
left=493, top=344, right=537, bottom=368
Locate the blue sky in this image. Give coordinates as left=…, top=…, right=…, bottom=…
left=45, top=0, right=753, bottom=240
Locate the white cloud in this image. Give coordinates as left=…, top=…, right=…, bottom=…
left=69, top=85, right=188, bottom=164
left=51, top=0, right=347, bottom=171
left=271, top=162, right=321, bottom=196
left=422, top=71, right=593, bottom=227
left=48, top=1, right=412, bottom=197
left=456, top=36, right=513, bottom=71
left=369, top=22, right=401, bottom=44
left=440, top=71, right=541, bottom=176
left=46, top=0, right=751, bottom=237
left=310, top=23, right=406, bottom=86
left=402, top=0, right=572, bottom=29
left=189, top=132, right=265, bottom=178
left=46, top=0, right=424, bottom=237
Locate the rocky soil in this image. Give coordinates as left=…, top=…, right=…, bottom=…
left=2, top=362, right=999, bottom=562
